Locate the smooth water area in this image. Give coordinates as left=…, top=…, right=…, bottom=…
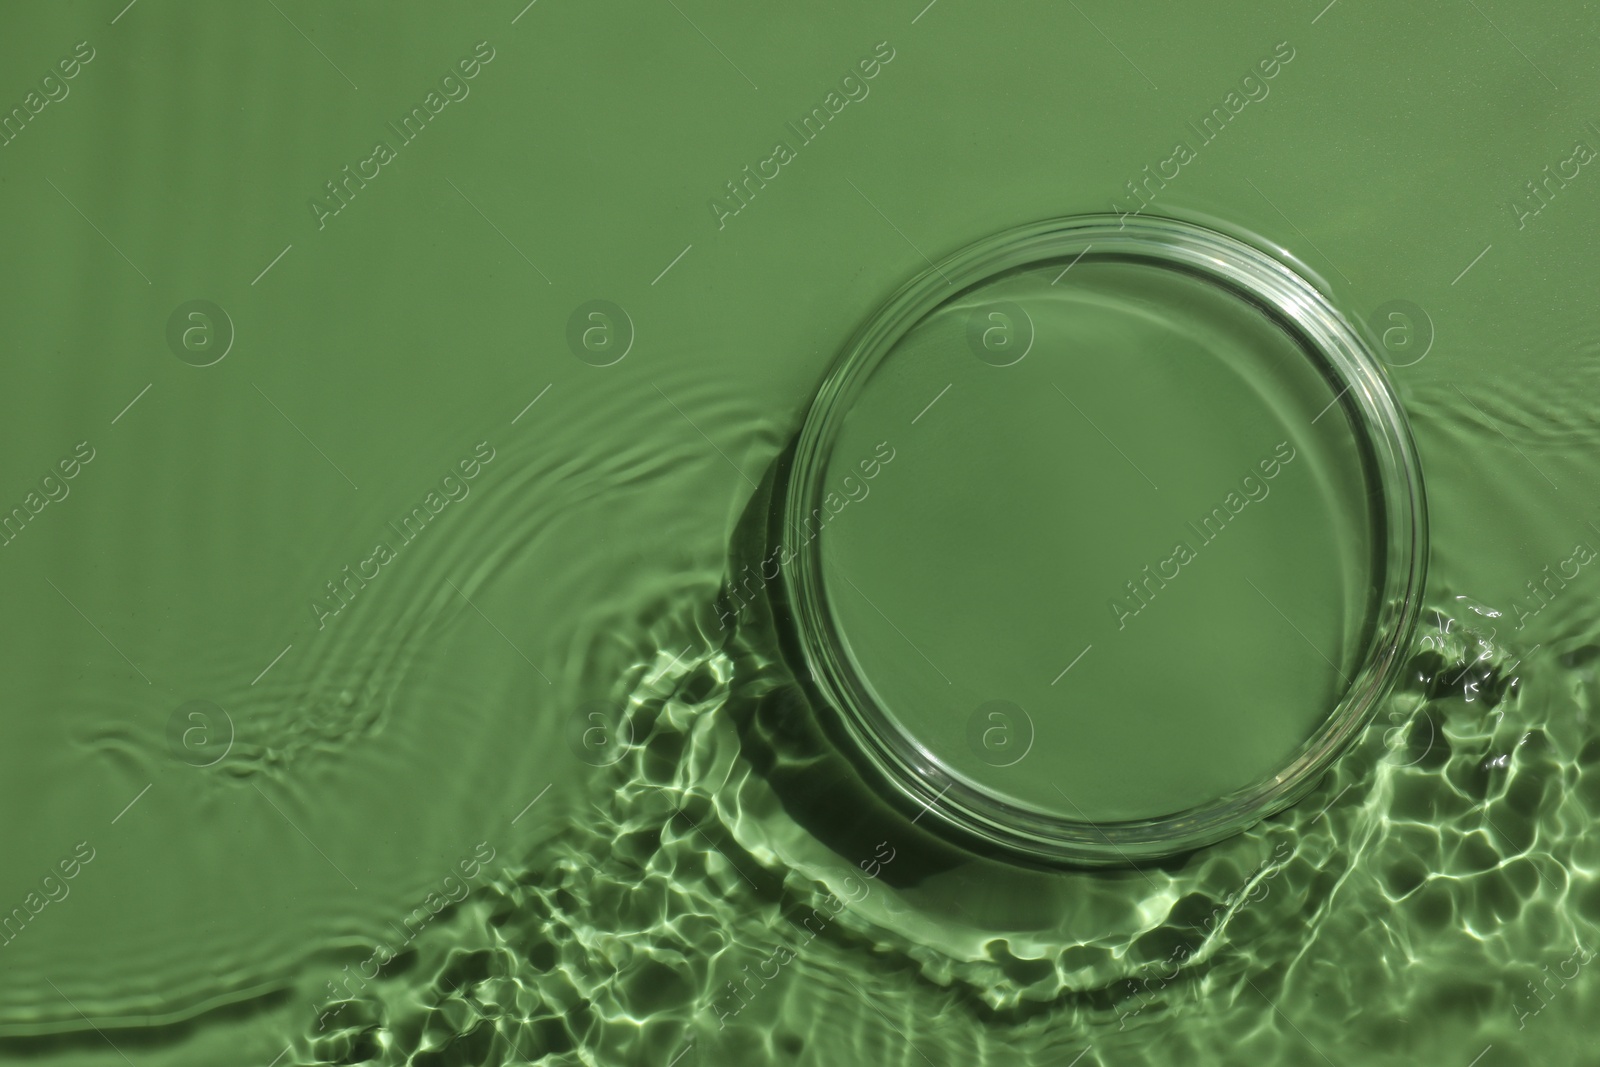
left=1, top=3, right=1598, bottom=1067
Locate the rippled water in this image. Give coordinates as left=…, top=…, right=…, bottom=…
left=2, top=3, right=1598, bottom=1066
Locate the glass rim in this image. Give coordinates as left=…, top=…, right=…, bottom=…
left=779, top=213, right=1429, bottom=867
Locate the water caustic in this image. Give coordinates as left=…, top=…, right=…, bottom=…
left=820, top=255, right=1376, bottom=824
left=4, top=1, right=1599, bottom=1065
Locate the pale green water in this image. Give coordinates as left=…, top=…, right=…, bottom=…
left=0, top=3, right=1597, bottom=1067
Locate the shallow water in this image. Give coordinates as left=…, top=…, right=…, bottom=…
left=1, top=3, right=1597, bottom=1066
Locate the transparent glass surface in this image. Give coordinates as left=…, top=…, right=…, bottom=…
left=3, top=4, right=1596, bottom=1066
left=783, top=217, right=1425, bottom=862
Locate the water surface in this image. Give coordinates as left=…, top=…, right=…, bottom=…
left=0, top=3, right=1596, bottom=1066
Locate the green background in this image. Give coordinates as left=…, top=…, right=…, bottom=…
left=0, top=1, right=1596, bottom=1065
